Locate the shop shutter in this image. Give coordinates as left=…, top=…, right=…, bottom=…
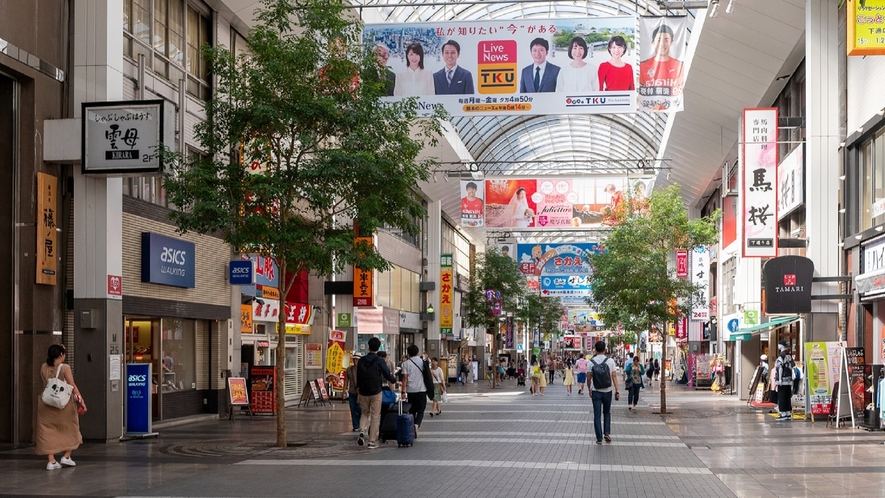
left=285, top=336, right=304, bottom=400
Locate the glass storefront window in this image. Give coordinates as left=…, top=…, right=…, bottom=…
left=161, top=318, right=196, bottom=392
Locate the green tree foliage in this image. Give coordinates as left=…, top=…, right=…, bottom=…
left=462, top=249, right=525, bottom=387
left=159, top=0, right=444, bottom=446
left=587, top=184, right=720, bottom=413
left=517, top=293, right=565, bottom=339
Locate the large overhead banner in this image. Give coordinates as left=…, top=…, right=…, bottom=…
left=516, top=242, right=599, bottom=304
left=460, top=179, right=485, bottom=227
left=484, top=176, right=650, bottom=230
left=742, top=108, right=779, bottom=258
left=363, top=17, right=637, bottom=117
left=637, top=16, right=688, bottom=113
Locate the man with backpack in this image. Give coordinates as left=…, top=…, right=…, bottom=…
left=774, top=342, right=795, bottom=421
left=356, top=337, right=399, bottom=449
left=400, top=344, right=432, bottom=437
left=588, top=340, right=620, bottom=444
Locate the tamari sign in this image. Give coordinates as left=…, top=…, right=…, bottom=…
left=82, top=100, right=172, bottom=174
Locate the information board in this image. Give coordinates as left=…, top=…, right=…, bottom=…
left=126, top=363, right=153, bottom=435
left=250, top=366, right=276, bottom=415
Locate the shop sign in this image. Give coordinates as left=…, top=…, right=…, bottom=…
left=125, top=363, right=153, bottom=435
left=257, top=341, right=270, bottom=347
left=742, top=108, right=779, bottom=257
left=676, top=249, right=688, bottom=279
left=285, top=323, right=311, bottom=335
left=356, top=306, right=383, bottom=334
left=440, top=254, right=454, bottom=335
left=777, top=145, right=804, bottom=220
left=400, top=311, right=421, bottom=330
left=229, top=260, right=254, bottom=285
left=227, top=378, right=249, bottom=405
left=676, top=315, right=688, bottom=339
left=353, top=236, right=374, bottom=307
left=690, top=246, right=710, bottom=321
left=140, top=233, right=195, bottom=288
left=744, top=309, right=759, bottom=325
left=848, top=0, right=885, bottom=56
left=107, top=275, right=123, bottom=298
left=82, top=99, right=171, bottom=174
left=252, top=298, right=280, bottom=321
left=763, top=255, right=814, bottom=313
left=258, top=285, right=280, bottom=300
left=240, top=304, right=253, bottom=333
left=36, top=172, right=57, bottom=285
left=382, top=307, right=400, bottom=335
left=337, top=312, right=352, bottom=328
left=250, top=366, right=276, bottom=414
left=285, top=302, right=312, bottom=324
left=326, top=330, right=347, bottom=391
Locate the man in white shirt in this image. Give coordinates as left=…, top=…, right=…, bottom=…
left=588, top=341, right=620, bottom=444
left=400, top=344, right=429, bottom=435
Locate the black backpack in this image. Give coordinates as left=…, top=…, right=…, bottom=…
left=410, top=358, right=435, bottom=401
left=590, top=356, right=612, bottom=389
left=356, top=355, right=382, bottom=395
left=779, top=354, right=794, bottom=382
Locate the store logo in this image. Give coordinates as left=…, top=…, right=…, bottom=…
left=783, top=274, right=796, bottom=286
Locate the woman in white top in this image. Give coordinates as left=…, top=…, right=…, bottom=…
left=394, top=41, right=434, bottom=97
left=429, top=357, right=445, bottom=417
left=556, top=37, right=598, bottom=93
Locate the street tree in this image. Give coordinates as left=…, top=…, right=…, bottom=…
left=517, top=292, right=565, bottom=356
left=462, top=248, right=526, bottom=388
left=587, top=184, right=720, bottom=413
left=159, top=0, right=444, bottom=447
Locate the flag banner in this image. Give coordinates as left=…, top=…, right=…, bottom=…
left=460, top=179, right=485, bottom=227
left=637, top=16, right=688, bottom=113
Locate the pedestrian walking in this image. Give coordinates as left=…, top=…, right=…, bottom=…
left=356, top=337, right=399, bottom=449
left=530, top=361, right=542, bottom=396
left=588, top=341, right=619, bottom=444
left=429, top=357, right=445, bottom=417
left=576, top=354, right=588, bottom=395
left=538, top=360, right=548, bottom=395
left=653, top=359, right=661, bottom=382
left=401, top=345, right=429, bottom=436
left=625, top=357, right=645, bottom=410
left=459, top=359, right=470, bottom=384
left=344, top=355, right=362, bottom=431
left=547, top=357, right=556, bottom=384
left=774, top=342, right=795, bottom=420
left=646, top=358, right=654, bottom=387
left=563, top=360, right=574, bottom=395
left=36, top=344, right=83, bottom=470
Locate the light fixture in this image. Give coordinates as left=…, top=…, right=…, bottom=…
left=856, top=234, right=863, bottom=240
left=839, top=208, right=846, bottom=214
left=725, top=0, right=735, bottom=14
left=426, top=305, right=434, bottom=314
left=472, top=171, right=484, bottom=181
left=839, top=142, right=846, bottom=149
left=876, top=226, right=883, bottom=232
left=708, top=0, right=720, bottom=18
left=839, top=175, right=846, bottom=181
left=856, top=127, right=864, bottom=134
left=666, top=171, right=672, bottom=180
left=878, top=108, right=885, bottom=117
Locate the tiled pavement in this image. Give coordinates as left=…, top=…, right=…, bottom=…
left=3, top=379, right=885, bottom=497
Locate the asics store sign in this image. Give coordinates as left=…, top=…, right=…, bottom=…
left=141, top=232, right=196, bottom=288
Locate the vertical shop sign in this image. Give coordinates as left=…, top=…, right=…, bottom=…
left=440, top=254, right=454, bottom=334
left=742, top=108, right=779, bottom=257
left=676, top=315, right=688, bottom=339
left=690, top=246, right=710, bottom=321
left=326, top=330, right=346, bottom=391
left=353, top=236, right=374, bottom=307
left=36, top=172, right=57, bottom=285
left=240, top=304, right=253, bottom=333
left=125, top=363, right=153, bottom=435
left=505, top=317, right=514, bottom=349
left=676, top=249, right=688, bottom=279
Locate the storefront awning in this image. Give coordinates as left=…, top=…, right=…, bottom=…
left=728, top=316, right=799, bottom=341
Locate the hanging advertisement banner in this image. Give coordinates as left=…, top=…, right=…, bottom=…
left=637, top=16, right=688, bottom=113
left=505, top=317, right=514, bottom=349
left=676, top=315, right=688, bottom=339
left=440, top=254, right=454, bottom=335
left=516, top=242, right=598, bottom=304
left=326, top=330, right=347, bottom=391
left=847, top=0, right=885, bottom=56
left=675, top=249, right=688, bottom=278
left=777, top=144, right=804, bottom=220
left=36, top=172, right=57, bottom=285
left=567, top=309, right=602, bottom=333
left=742, top=108, right=779, bottom=257
left=363, top=17, right=637, bottom=117
left=497, top=243, right=515, bottom=262
left=353, top=236, right=374, bottom=307
left=460, top=179, right=485, bottom=227
left=690, top=246, right=709, bottom=321
left=484, top=177, right=644, bottom=230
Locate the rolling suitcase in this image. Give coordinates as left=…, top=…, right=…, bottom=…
left=379, top=400, right=410, bottom=443
left=396, top=398, right=415, bottom=447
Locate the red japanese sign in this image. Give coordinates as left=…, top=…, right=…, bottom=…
left=676, top=250, right=688, bottom=279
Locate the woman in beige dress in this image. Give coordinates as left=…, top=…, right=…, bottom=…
left=36, top=344, right=84, bottom=470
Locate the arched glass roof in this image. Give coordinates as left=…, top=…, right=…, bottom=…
left=355, top=0, right=688, bottom=172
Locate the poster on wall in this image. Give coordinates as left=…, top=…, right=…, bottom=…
left=637, top=16, right=688, bottom=113
left=305, top=343, right=323, bottom=369
left=363, top=17, right=638, bottom=117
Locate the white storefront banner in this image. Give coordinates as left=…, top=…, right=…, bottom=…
left=742, top=108, right=779, bottom=257
left=777, top=144, right=804, bottom=220
left=690, top=245, right=710, bottom=321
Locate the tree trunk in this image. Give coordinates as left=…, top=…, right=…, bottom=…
left=276, top=259, right=287, bottom=448
left=491, top=330, right=498, bottom=389
left=659, top=321, right=667, bottom=414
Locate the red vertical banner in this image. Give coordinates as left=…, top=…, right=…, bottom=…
left=676, top=315, right=688, bottom=340
left=353, top=236, right=374, bottom=307
left=676, top=249, right=688, bottom=278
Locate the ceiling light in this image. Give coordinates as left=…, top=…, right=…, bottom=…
left=725, top=0, right=735, bottom=13
left=856, top=234, right=863, bottom=240
left=709, top=0, right=720, bottom=18
left=839, top=142, right=846, bottom=149
left=877, top=226, right=884, bottom=232
left=839, top=175, right=846, bottom=181
left=838, top=208, right=846, bottom=214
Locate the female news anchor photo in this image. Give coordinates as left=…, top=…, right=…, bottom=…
left=597, top=35, right=635, bottom=91
left=555, top=37, right=598, bottom=93
left=394, top=41, right=434, bottom=97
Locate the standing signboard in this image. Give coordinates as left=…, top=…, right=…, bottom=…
left=125, top=363, right=156, bottom=436
left=227, top=377, right=252, bottom=420
left=249, top=365, right=276, bottom=415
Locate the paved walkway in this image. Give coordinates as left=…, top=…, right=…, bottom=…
left=3, top=378, right=885, bottom=497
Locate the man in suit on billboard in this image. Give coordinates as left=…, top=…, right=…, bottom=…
left=433, top=40, right=475, bottom=95
left=519, top=37, right=560, bottom=93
